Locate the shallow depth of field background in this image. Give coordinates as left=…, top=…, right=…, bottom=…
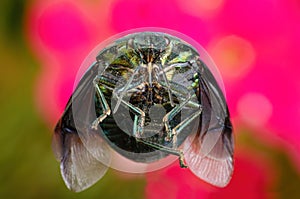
left=1, top=0, right=300, bottom=198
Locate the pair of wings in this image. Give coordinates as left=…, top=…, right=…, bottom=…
left=52, top=61, right=234, bottom=192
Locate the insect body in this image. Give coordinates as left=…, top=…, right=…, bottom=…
left=53, top=31, right=234, bottom=192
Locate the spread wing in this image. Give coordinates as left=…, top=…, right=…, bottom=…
left=183, top=61, right=234, bottom=187
left=52, top=62, right=111, bottom=192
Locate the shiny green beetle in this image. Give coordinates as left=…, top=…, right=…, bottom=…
left=53, top=31, right=234, bottom=192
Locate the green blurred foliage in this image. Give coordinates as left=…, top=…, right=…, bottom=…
left=237, top=129, right=300, bottom=198
left=0, top=0, right=145, bottom=198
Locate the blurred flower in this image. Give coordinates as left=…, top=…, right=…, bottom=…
left=204, top=0, right=300, bottom=170
left=208, top=35, right=256, bottom=80
left=145, top=151, right=276, bottom=199
left=237, top=92, right=273, bottom=128
left=175, top=0, right=225, bottom=19
left=110, top=0, right=211, bottom=46
left=26, top=0, right=112, bottom=124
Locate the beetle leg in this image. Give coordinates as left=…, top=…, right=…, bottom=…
left=114, top=94, right=145, bottom=139
left=91, top=77, right=111, bottom=130
left=162, top=80, right=195, bottom=141
left=163, top=92, right=192, bottom=141
left=136, top=138, right=188, bottom=168
left=179, top=150, right=188, bottom=168
left=160, top=81, right=202, bottom=148
left=113, top=65, right=143, bottom=114
left=159, top=62, right=190, bottom=75
left=171, top=104, right=202, bottom=147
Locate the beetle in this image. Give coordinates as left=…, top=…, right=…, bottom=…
left=52, top=31, right=234, bottom=192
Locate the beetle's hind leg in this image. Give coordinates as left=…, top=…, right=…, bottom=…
left=161, top=100, right=202, bottom=168
left=163, top=92, right=191, bottom=142
left=91, top=77, right=111, bottom=130
left=171, top=103, right=202, bottom=147
left=179, top=150, right=188, bottom=168
left=161, top=83, right=202, bottom=148
left=137, top=138, right=188, bottom=168
left=164, top=99, right=202, bottom=148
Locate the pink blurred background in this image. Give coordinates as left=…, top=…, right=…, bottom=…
left=21, top=0, right=300, bottom=198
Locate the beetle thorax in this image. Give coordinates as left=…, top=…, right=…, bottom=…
left=138, top=63, right=160, bottom=86
left=129, top=81, right=167, bottom=107
left=129, top=80, right=170, bottom=131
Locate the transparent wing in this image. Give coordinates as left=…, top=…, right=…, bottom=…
left=70, top=62, right=112, bottom=166
left=183, top=62, right=234, bottom=187
left=52, top=131, right=109, bottom=192
left=53, top=62, right=111, bottom=192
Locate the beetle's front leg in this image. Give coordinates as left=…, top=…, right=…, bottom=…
left=91, top=77, right=111, bottom=130
left=113, top=65, right=143, bottom=113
